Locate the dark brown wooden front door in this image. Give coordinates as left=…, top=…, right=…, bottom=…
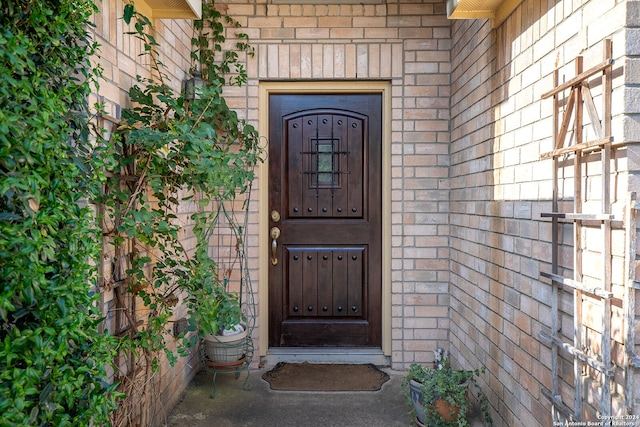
left=268, top=93, right=382, bottom=347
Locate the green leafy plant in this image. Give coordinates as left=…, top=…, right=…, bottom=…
left=184, top=216, right=246, bottom=339
left=404, top=357, right=492, bottom=427
left=99, top=1, right=262, bottom=424
left=0, top=1, right=119, bottom=425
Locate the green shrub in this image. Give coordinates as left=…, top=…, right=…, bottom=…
left=0, top=1, right=118, bottom=425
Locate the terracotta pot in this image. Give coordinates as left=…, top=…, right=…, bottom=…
left=433, top=397, right=461, bottom=422
left=203, top=354, right=247, bottom=371
left=433, top=380, right=469, bottom=422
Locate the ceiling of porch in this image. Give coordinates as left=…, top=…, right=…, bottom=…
left=446, top=0, right=525, bottom=28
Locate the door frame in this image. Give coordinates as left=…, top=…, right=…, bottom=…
left=258, top=81, right=392, bottom=357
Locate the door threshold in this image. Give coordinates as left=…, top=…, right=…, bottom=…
left=263, top=348, right=390, bottom=367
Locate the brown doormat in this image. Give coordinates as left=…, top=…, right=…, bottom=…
left=262, top=362, right=390, bottom=391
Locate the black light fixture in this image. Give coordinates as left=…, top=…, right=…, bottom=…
left=183, top=69, right=204, bottom=101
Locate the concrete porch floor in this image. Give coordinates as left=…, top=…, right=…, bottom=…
left=162, top=364, right=487, bottom=427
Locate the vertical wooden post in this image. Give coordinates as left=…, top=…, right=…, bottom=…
left=624, top=193, right=637, bottom=413
left=573, top=56, right=584, bottom=420
left=551, top=66, right=560, bottom=410
left=600, top=38, right=613, bottom=418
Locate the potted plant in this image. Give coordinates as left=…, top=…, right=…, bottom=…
left=185, top=240, right=249, bottom=369
left=404, top=349, right=492, bottom=427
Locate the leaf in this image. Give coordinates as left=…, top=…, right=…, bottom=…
left=123, top=3, right=135, bottom=24
left=29, top=406, right=39, bottom=425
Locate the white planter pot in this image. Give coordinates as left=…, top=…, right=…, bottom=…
left=201, top=324, right=248, bottom=367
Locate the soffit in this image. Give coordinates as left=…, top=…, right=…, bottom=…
left=446, top=0, right=524, bottom=28
left=136, top=0, right=202, bottom=19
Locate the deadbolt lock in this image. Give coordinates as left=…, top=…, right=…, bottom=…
left=271, top=210, right=281, bottom=222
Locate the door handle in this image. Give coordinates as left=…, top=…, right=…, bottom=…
left=270, top=227, right=281, bottom=265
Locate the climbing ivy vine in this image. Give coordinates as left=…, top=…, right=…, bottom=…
left=0, top=1, right=118, bottom=426
left=101, top=2, right=262, bottom=425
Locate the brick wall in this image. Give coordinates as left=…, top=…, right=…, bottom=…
left=627, top=2, right=640, bottom=422
left=90, top=1, right=198, bottom=424
left=222, top=0, right=453, bottom=369
left=448, top=1, right=634, bottom=425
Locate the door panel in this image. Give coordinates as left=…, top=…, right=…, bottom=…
left=286, top=247, right=365, bottom=318
left=269, top=94, right=382, bottom=348
left=286, top=113, right=363, bottom=218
